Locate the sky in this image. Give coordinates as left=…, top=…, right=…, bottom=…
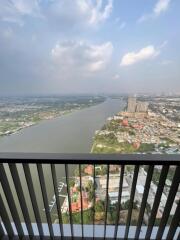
left=0, top=0, right=180, bottom=95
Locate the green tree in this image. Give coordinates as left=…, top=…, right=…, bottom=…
left=88, top=190, right=94, bottom=202
left=121, top=200, right=138, bottom=210
left=69, top=179, right=75, bottom=188
left=101, top=165, right=107, bottom=175
left=95, top=200, right=105, bottom=212
left=83, top=209, right=93, bottom=224
left=62, top=213, right=69, bottom=224
left=74, top=168, right=80, bottom=176
left=138, top=143, right=155, bottom=153
left=72, top=212, right=81, bottom=224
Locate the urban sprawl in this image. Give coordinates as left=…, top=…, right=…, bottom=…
left=0, top=95, right=179, bottom=225
left=55, top=163, right=179, bottom=226
left=55, top=96, right=180, bottom=225
left=92, top=96, right=180, bottom=154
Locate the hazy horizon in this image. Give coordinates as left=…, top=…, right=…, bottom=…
left=1, top=91, right=180, bottom=98
left=0, top=0, right=180, bottom=95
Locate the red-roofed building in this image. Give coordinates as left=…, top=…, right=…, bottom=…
left=133, top=142, right=141, bottom=149
left=71, top=191, right=89, bottom=212
left=71, top=202, right=79, bottom=212
left=122, top=119, right=129, bottom=127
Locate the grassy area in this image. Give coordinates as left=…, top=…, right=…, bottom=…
left=92, top=137, right=151, bottom=154
left=92, top=131, right=155, bottom=154
left=92, top=142, right=136, bottom=153
left=92, top=133, right=135, bottom=153
left=102, top=120, right=120, bottom=131
left=138, top=143, right=155, bottom=152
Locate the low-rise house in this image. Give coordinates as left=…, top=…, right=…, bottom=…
left=84, top=165, right=93, bottom=175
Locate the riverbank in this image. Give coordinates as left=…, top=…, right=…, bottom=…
left=0, top=96, right=106, bottom=138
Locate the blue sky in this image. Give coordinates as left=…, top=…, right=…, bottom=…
left=0, top=0, right=179, bottom=95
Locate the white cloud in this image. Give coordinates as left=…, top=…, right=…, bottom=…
left=88, top=0, right=113, bottom=25
left=51, top=40, right=113, bottom=73
left=44, top=0, right=113, bottom=28
left=0, top=0, right=113, bottom=28
left=138, top=0, right=171, bottom=23
left=120, top=45, right=160, bottom=67
left=12, top=0, right=39, bottom=15
left=154, top=0, right=171, bottom=16
left=0, top=0, right=41, bottom=25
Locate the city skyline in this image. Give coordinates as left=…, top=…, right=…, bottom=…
left=0, top=0, right=180, bottom=95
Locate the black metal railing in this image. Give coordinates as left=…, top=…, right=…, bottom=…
left=0, top=153, right=179, bottom=240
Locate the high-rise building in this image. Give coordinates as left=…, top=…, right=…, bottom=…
left=136, top=102, right=149, bottom=113
left=127, top=97, right=148, bottom=113
left=127, top=97, right=137, bottom=112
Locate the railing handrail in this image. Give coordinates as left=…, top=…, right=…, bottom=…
left=0, top=152, right=179, bottom=164
left=0, top=153, right=179, bottom=239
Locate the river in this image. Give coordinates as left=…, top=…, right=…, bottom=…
left=0, top=98, right=125, bottom=223
left=0, top=98, right=125, bottom=153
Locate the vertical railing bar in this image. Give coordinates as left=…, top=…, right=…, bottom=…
left=0, top=220, right=4, bottom=238
left=156, top=165, right=180, bottom=240
left=114, top=165, right=124, bottom=239
left=135, top=165, right=154, bottom=240
left=37, top=164, right=54, bottom=239
left=0, top=163, right=24, bottom=238
left=145, top=165, right=169, bottom=240
left=51, top=164, right=64, bottom=239
left=124, top=165, right=139, bottom=239
left=93, top=164, right=96, bottom=239
left=104, top=164, right=110, bottom=239
left=65, top=164, right=74, bottom=238
left=166, top=199, right=180, bottom=240
left=0, top=194, right=14, bottom=238
left=9, top=164, right=34, bottom=238
left=79, top=164, right=84, bottom=238
left=23, top=164, right=44, bottom=238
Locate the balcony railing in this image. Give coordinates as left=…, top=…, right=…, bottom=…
left=0, top=153, right=179, bottom=240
